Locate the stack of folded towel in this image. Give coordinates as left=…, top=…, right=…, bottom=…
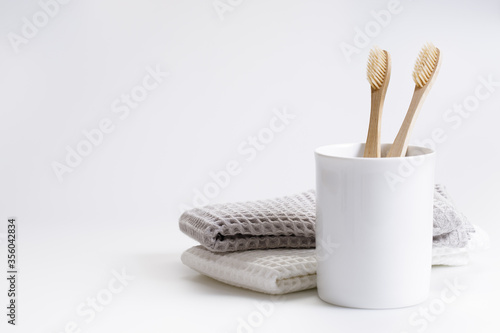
left=179, top=185, right=489, bottom=295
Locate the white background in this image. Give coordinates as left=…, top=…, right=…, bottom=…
left=1, top=0, right=499, bottom=332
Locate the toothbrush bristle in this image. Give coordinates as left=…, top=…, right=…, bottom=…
left=413, top=43, right=439, bottom=88
left=367, top=46, right=388, bottom=90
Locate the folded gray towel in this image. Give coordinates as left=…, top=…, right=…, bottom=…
left=179, top=185, right=474, bottom=252
left=180, top=191, right=316, bottom=252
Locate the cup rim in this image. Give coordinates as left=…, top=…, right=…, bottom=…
left=315, top=143, right=435, bottom=160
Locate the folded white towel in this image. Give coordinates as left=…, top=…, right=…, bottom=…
left=181, top=225, right=489, bottom=295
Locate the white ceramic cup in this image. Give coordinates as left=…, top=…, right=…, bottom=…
left=315, top=143, right=436, bottom=309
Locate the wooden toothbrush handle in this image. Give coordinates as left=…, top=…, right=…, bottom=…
left=364, top=89, right=386, bottom=157
left=387, top=86, right=429, bottom=157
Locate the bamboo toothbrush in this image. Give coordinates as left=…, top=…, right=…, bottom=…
left=364, top=46, right=391, bottom=158
left=387, top=43, right=442, bottom=157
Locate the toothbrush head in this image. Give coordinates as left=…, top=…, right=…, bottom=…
left=413, top=43, right=440, bottom=88
left=367, top=46, right=390, bottom=90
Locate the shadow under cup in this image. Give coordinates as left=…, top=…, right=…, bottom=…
left=315, top=143, right=436, bottom=309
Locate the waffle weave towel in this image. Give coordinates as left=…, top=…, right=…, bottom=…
left=433, top=184, right=475, bottom=247
left=179, top=185, right=473, bottom=252
left=181, top=225, right=489, bottom=295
